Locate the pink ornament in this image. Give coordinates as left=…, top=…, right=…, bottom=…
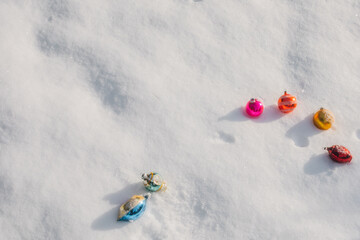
left=245, top=98, right=264, bottom=117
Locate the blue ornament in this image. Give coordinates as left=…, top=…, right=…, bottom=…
left=117, top=193, right=151, bottom=222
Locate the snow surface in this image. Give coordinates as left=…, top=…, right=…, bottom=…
left=1, top=0, right=360, bottom=239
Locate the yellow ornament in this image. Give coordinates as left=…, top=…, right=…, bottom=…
left=313, top=108, right=334, bottom=130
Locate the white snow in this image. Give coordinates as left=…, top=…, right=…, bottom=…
left=1, top=0, right=360, bottom=239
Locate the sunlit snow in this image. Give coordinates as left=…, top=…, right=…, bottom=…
left=1, top=0, right=360, bottom=239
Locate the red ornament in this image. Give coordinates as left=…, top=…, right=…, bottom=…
left=324, top=145, right=352, bottom=163
left=278, top=91, right=297, bottom=113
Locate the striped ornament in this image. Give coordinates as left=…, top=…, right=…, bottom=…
left=278, top=91, right=297, bottom=113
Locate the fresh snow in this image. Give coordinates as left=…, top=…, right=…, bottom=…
left=1, top=0, right=360, bottom=239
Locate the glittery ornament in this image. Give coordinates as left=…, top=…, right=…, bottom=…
left=324, top=145, right=352, bottom=163
left=117, top=193, right=151, bottom=222
left=313, top=108, right=334, bottom=130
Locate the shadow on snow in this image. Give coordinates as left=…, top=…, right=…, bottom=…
left=304, top=153, right=347, bottom=175
left=218, top=104, right=284, bottom=123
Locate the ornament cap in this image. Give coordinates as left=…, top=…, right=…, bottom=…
left=250, top=98, right=256, bottom=103
left=284, top=90, right=287, bottom=95
left=141, top=173, right=149, bottom=181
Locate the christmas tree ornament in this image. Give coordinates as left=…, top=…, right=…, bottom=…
left=141, top=172, right=167, bottom=192
left=313, top=108, right=334, bottom=130
left=324, top=145, right=352, bottom=163
left=278, top=91, right=297, bottom=113
left=117, top=193, right=151, bottom=222
left=245, top=98, right=264, bottom=117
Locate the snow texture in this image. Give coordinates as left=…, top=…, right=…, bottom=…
left=1, top=0, right=360, bottom=239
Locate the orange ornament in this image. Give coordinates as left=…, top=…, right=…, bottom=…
left=278, top=91, right=297, bottom=113
left=313, top=108, right=334, bottom=130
